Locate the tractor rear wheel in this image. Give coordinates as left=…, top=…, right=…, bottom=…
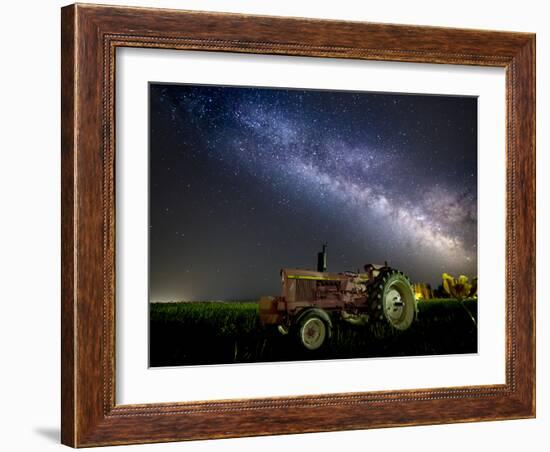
left=371, top=270, right=417, bottom=330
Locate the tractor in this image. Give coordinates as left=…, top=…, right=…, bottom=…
left=259, top=245, right=417, bottom=351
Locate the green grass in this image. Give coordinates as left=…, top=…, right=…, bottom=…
left=150, top=301, right=259, bottom=336
left=149, top=298, right=477, bottom=367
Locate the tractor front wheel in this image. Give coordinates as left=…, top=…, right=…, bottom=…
left=295, top=309, right=332, bottom=352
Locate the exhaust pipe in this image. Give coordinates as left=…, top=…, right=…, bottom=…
left=317, top=243, right=327, bottom=272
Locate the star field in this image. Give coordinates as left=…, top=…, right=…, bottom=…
left=149, top=84, right=477, bottom=302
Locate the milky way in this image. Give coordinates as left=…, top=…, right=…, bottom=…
left=149, top=84, right=477, bottom=302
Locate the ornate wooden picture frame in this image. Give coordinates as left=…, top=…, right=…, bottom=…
left=61, top=3, right=535, bottom=447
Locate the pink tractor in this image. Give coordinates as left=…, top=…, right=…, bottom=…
left=259, top=245, right=417, bottom=351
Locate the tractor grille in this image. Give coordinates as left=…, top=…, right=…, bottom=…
left=295, top=279, right=316, bottom=301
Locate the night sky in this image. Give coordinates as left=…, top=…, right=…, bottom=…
left=149, top=83, right=477, bottom=302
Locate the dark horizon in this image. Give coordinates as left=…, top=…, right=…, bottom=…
left=149, top=83, right=477, bottom=302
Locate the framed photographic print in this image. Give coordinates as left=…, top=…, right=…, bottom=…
left=61, top=3, right=535, bottom=447
left=146, top=82, right=479, bottom=368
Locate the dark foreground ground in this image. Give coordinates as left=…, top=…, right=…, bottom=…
left=149, top=299, right=477, bottom=367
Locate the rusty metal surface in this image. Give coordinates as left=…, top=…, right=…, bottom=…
left=259, top=266, right=389, bottom=326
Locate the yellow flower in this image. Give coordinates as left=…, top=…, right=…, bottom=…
left=442, top=273, right=475, bottom=299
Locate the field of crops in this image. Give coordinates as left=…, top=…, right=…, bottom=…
left=149, top=298, right=477, bottom=367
